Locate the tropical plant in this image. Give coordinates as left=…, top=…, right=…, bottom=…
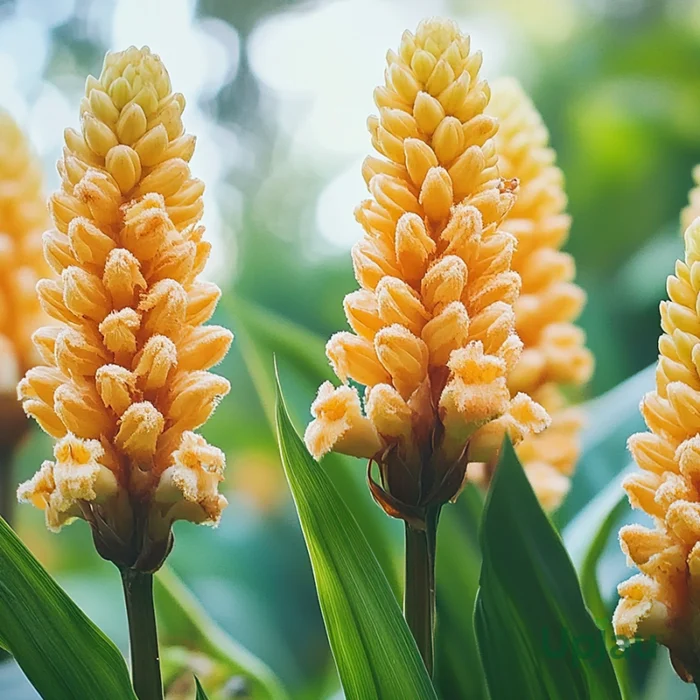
left=2, top=10, right=700, bottom=700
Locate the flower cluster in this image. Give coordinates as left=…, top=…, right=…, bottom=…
left=613, top=218, right=700, bottom=676
left=304, top=20, right=549, bottom=525
left=0, top=112, right=50, bottom=402
left=480, top=78, right=593, bottom=510
left=17, top=47, right=232, bottom=571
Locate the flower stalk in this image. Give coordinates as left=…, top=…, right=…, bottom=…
left=121, top=567, right=163, bottom=700
left=404, top=506, right=439, bottom=675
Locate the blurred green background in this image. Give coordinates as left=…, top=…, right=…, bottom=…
left=2, top=0, right=700, bottom=697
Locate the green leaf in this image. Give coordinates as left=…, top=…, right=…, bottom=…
left=475, top=440, right=622, bottom=700
left=226, top=295, right=401, bottom=597
left=275, top=371, right=438, bottom=700
left=0, top=517, right=137, bottom=700
left=154, top=565, right=288, bottom=700
left=433, top=485, right=488, bottom=700
left=194, top=676, right=209, bottom=700
left=564, top=465, right=633, bottom=575
left=558, top=364, right=653, bottom=525
left=564, top=468, right=634, bottom=699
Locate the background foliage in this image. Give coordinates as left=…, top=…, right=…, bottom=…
left=2, top=0, right=700, bottom=697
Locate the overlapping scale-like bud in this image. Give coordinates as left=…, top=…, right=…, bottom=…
left=613, top=219, right=700, bottom=679
left=16, top=47, right=232, bottom=571
left=0, top=112, right=51, bottom=442
left=304, top=20, right=549, bottom=527
left=476, top=78, right=593, bottom=510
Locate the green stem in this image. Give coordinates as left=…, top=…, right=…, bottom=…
left=0, top=446, right=15, bottom=527
left=404, top=507, right=439, bottom=676
left=120, top=568, right=163, bottom=700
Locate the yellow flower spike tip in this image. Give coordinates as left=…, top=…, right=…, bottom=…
left=476, top=77, right=594, bottom=510
left=304, top=19, right=550, bottom=527
left=16, top=46, right=232, bottom=572
left=613, top=218, right=700, bottom=680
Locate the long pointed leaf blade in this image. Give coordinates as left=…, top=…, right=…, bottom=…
left=194, top=676, right=210, bottom=700
left=0, top=517, right=137, bottom=699
left=227, top=295, right=400, bottom=597
left=274, top=373, right=437, bottom=700
left=475, top=441, right=621, bottom=700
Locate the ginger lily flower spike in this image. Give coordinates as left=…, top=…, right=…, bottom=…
left=484, top=78, right=593, bottom=511
left=15, top=47, right=232, bottom=699
left=614, top=216, right=700, bottom=684
left=0, top=112, right=51, bottom=523
left=304, top=18, right=549, bottom=673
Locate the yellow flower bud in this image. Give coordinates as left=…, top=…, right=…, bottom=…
left=115, top=401, right=164, bottom=462
left=153, top=432, right=227, bottom=527
left=421, top=301, right=470, bottom=366
left=62, top=266, right=111, bottom=322
left=326, top=331, right=391, bottom=386
left=18, top=435, right=119, bottom=532
left=68, top=217, right=116, bottom=266
left=165, top=371, right=230, bottom=432
left=139, top=278, right=187, bottom=336
left=121, top=193, right=172, bottom=261
left=419, top=166, right=453, bottom=222
left=133, top=335, right=177, bottom=390
left=17, top=367, right=65, bottom=406
left=186, top=282, right=221, bottom=326
left=116, top=102, right=148, bottom=145
left=394, top=213, right=435, bottom=284
left=105, top=144, right=142, bottom=193
left=99, top=307, right=141, bottom=354
left=374, top=324, right=429, bottom=399
left=31, top=326, right=62, bottom=366
left=304, top=382, right=382, bottom=460
left=176, top=325, right=233, bottom=372
left=37, top=279, right=81, bottom=325
left=55, top=328, right=110, bottom=377
left=95, top=364, right=136, bottom=416
left=43, top=230, right=79, bottom=274
left=421, top=255, right=467, bottom=312
left=103, top=248, right=147, bottom=309
left=344, top=290, right=383, bottom=340
left=376, top=277, right=429, bottom=334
